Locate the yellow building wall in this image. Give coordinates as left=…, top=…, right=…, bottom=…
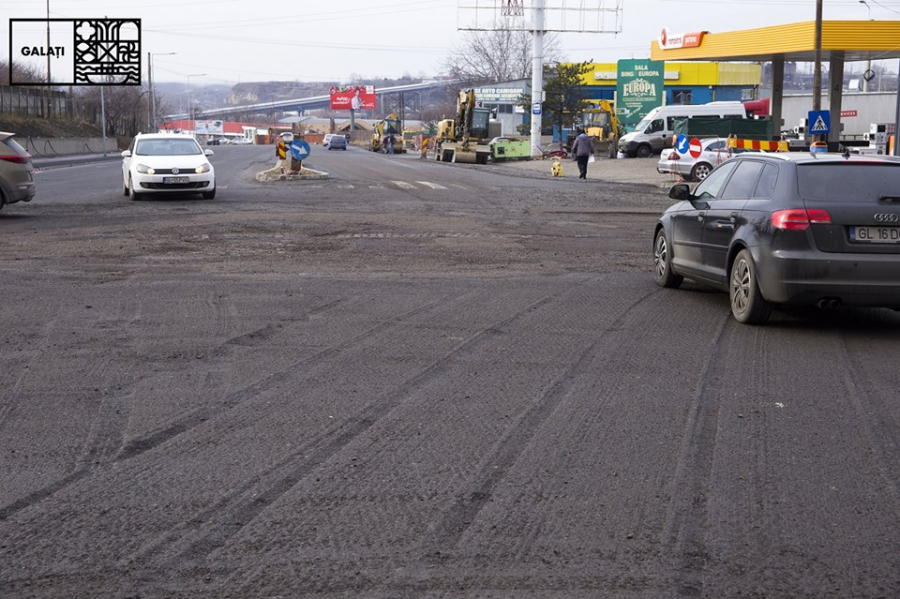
left=577, top=62, right=761, bottom=86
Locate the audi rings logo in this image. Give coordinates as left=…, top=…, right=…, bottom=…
left=874, top=213, right=899, bottom=223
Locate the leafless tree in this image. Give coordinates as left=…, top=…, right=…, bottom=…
left=0, top=59, right=46, bottom=85
left=443, top=26, right=563, bottom=86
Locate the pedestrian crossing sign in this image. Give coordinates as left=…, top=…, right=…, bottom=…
left=808, top=110, right=831, bottom=135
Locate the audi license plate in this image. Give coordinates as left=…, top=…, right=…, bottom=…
left=163, top=176, right=189, bottom=184
left=850, top=226, right=900, bottom=243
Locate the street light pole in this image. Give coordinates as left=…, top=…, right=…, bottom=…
left=148, top=52, right=176, bottom=132
left=187, top=73, right=206, bottom=136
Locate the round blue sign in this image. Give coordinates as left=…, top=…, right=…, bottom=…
left=290, top=139, right=311, bottom=160
left=675, top=135, right=689, bottom=155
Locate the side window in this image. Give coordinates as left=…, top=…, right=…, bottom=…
left=693, top=161, right=738, bottom=201
left=721, top=161, right=764, bottom=200
left=646, top=119, right=664, bottom=134
left=753, top=164, right=779, bottom=198
left=707, top=140, right=726, bottom=151
left=666, top=116, right=685, bottom=130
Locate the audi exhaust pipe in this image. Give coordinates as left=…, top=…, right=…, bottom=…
left=816, top=298, right=843, bottom=309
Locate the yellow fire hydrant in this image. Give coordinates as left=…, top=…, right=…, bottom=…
left=551, top=158, right=563, bottom=177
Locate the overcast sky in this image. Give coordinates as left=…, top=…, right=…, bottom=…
left=3, top=0, right=899, bottom=86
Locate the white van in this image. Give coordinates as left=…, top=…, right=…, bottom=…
left=618, top=102, right=747, bottom=158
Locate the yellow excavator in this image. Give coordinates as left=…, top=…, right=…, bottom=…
left=372, top=112, right=403, bottom=153
left=435, top=89, right=500, bottom=164
left=568, top=100, right=622, bottom=158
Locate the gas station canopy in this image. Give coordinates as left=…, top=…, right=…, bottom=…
left=651, top=21, right=900, bottom=63
left=650, top=20, right=900, bottom=145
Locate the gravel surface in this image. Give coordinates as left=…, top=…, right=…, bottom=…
left=1, top=146, right=899, bottom=599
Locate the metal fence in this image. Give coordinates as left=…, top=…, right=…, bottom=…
left=0, top=86, right=71, bottom=118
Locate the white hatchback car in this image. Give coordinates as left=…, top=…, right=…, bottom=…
left=121, top=133, right=216, bottom=200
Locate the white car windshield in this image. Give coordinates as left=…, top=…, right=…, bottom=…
left=135, top=139, right=202, bottom=156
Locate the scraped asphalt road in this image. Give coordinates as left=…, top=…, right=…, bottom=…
left=1, top=145, right=899, bottom=598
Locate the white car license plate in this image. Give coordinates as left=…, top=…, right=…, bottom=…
left=163, top=176, right=189, bottom=184
left=850, top=226, right=900, bottom=243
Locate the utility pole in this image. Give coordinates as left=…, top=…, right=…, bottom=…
left=148, top=52, right=176, bottom=133
left=46, top=0, right=52, bottom=118
left=530, top=0, right=544, bottom=157
left=147, top=52, right=152, bottom=131
left=100, top=84, right=107, bottom=157
left=860, top=1, right=872, bottom=92
left=812, top=0, right=823, bottom=141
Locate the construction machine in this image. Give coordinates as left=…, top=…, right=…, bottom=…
left=567, top=100, right=622, bottom=158
left=435, top=89, right=500, bottom=164
left=372, top=112, right=403, bottom=153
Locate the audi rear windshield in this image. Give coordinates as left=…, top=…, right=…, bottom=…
left=798, top=162, right=900, bottom=201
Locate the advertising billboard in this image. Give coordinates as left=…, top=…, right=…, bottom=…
left=330, top=85, right=376, bottom=110
left=616, top=59, right=664, bottom=129
left=195, top=120, right=224, bottom=135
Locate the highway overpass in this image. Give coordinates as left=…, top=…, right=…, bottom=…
left=165, top=80, right=458, bottom=120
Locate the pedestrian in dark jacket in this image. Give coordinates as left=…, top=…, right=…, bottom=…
left=571, top=129, right=594, bottom=179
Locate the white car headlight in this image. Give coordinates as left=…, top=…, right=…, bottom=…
left=195, top=163, right=211, bottom=174
left=136, top=164, right=155, bottom=175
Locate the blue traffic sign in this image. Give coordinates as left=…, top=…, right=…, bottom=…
left=290, top=139, right=311, bottom=160
left=532, top=102, right=542, bottom=116
left=808, top=110, right=831, bottom=135
left=675, top=135, right=689, bottom=155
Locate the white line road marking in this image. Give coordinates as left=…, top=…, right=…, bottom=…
left=392, top=181, right=416, bottom=189
left=416, top=181, right=447, bottom=190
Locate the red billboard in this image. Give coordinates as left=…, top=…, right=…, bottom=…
left=330, top=85, right=377, bottom=110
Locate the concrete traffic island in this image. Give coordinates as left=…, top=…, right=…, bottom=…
left=255, top=163, right=328, bottom=182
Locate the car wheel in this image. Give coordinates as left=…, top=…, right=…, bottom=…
left=653, top=228, right=683, bottom=288
left=691, top=162, right=713, bottom=181
left=122, top=177, right=129, bottom=196
left=128, top=176, right=142, bottom=201
left=202, top=188, right=216, bottom=200
left=636, top=145, right=652, bottom=158
left=730, top=249, right=772, bottom=324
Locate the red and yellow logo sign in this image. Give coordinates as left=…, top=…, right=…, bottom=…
left=659, top=28, right=706, bottom=50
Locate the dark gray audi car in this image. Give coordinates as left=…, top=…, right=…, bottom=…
left=652, top=152, right=900, bottom=324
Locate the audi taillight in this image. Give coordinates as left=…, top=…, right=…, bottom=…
left=772, top=209, right=832, bottom=231
left=0, top=155, right=30, bottom=164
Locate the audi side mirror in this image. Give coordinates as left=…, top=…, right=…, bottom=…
left=669, top=183, right=691, bottom=202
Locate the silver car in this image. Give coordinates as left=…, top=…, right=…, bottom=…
left=0, top=132, right=36, bottom=210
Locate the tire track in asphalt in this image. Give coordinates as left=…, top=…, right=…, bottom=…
left=0, top=296, right=378, bottom=521
left=130, top=290, right=568, bottom=570
left=416, top=288, right=658, bottom=559
left=660, top=311, right=731, bottom=598
left=114, top=297, right=427, bottom=462
left=837, top=331, right=900, bottom=516
left=0, top=316, right=61, bottom=437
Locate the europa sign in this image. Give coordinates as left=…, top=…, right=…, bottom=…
left=658, top=28, right=705, bottom=50
left=329, top=85, right=377, bottom=111
left=616, top=59, right=664, bottom=128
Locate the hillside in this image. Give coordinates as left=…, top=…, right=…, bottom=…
left=0, top=116, right=101, bottom=138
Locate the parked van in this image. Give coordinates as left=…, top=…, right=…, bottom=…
left=618, top=102, right=747, bottom=158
